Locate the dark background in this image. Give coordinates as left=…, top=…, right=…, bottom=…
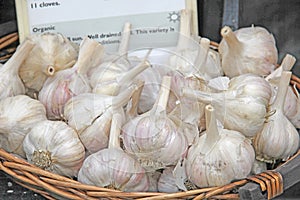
left=0, top=0, right=299, bottom=199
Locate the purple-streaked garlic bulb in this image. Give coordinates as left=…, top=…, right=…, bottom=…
left=183, top=73, right=272, bottom=137
left=38, top=37, right=103, bottom=120
left=64, top=83, right=139, bottom=155
left=19, top=33, right=79, bottom=95
left=122, top=76, right=188, bottom=171
left=186, top=105, right=255, bottom=187
left=23, top=120, right=85, bottom=177
left=0, top=95, right=47, bottom=157
left=0, top=39, right=34, bottom=100
left=254, top=71, right=300, bottom=163
left=78, top=113, right=149, bottom=192
left=219, top=25, right=278, bottom=78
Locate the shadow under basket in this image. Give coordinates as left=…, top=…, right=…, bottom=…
left=1, top=33, right=300, bottom=200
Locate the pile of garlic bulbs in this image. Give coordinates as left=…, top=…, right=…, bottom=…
left=0, top=9, right=299, bottom=193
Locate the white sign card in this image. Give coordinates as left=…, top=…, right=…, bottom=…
left=15, top=0, right=198, bottom=52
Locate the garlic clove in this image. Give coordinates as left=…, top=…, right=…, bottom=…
left=19, top=33, right=79, bottom=94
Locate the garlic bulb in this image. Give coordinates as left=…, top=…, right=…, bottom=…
left=266, top=54, right=300, bottom=127
left=92, top=50, right=151, bottom=96
left=183, top=73, right=272, bottom=137
left=122, top=76, right=188, bottom=171
left=0, top=95, right=47, bottom=157
left=89, top=22, right=135, bottom=95
left=23, top=120, right=85, bottom=177
left=219, top=25, right=278, bottom=77
left=64, top=83, right=138, bottom=154
left=186, top=105, right=255, bottom=187
left=19, top=33, right=79, bottom=94
left=0, top=39, right=34, bottom=100
left=38, top=37, right=103, bottom=119
left=254, top=71, right=300, bottom=163
left=78, top=113, right=149, bottom=192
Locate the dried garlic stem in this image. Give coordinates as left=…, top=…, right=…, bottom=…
left=116, top=49, right=152, bottom=88
left=273, top=71, right=292, bottom=110
left=118, top=22, right=131, bottom=56
left=204, top=105, right=220, bottom=152
left=75, top=37, right=104, bottom=75
left=153, top=76, right=172, bottom=114
left=108, top=113, right=123, bottom=149
left=176, top=9, right=192, bottom=51
left=221, top=26, right=243, bottom=52
left=193, top=37, right=210, bottom=69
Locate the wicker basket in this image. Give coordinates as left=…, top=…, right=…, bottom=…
left=0, top=32, right=300, bottom=200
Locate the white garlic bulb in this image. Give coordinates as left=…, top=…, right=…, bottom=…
left=183, top=73, right=272, bottom=137
left=122, top=76, right=188, bottom=171
left=64, top=83, right=138, bottom=154
left=92, top=50, right=151, bottom=96
left=23, top=120, right=85, bottom=177
left=0, top=39, right=34, bottom=100
left=38, top=37, right=103, bottom=119
left=19, top=33, right=79, bottom=94
left=0, top=95, right=47, bottom=157
left=186, top=105, right=255, bottom=187
left=219, top=25, right=278, bottom=78
left=78, top=113, right=149, bottom=192
left=266, top=54, right=300, bottom=127
left=254, top=71, right=300, bottom=163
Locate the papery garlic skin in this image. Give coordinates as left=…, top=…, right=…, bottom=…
left=0, top=39, right=34, bottom=100
left=23, top=120, right=85, bottom=177
left=219, top=25, right=278, bottom=77
left=186, top=105, right=255, bottom=187
left=19, top=33, right=79, bottom=94
left=78, top=148, right=149, bottom=191
left=158, top=167, right=180, bottom=193
left=0, top=95, right=47, bottom=157
left=254, top=71, right=299, bottom=163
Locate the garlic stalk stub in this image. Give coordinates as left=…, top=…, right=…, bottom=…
left=186, top=105, right=255, bottom=187
left=254, top=71, right=300, bottom=163
left=64, top=83, right=138, bottom=154
left=23, top=120, right=85, bottom=177
left=0, top=39, right=35, bottom=100
left=19, top=33, right=79, bottom=94
left=182, top=73, right=272, bottom=137
left=78, top=113, right=149, bottom=192
left=219, top=25, right=278, bottom=77
left=122, top=76, right=188, bottom=171
left=0, top=95, right=47, bottom=157
left=38, top=37, right=103, bottom=119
